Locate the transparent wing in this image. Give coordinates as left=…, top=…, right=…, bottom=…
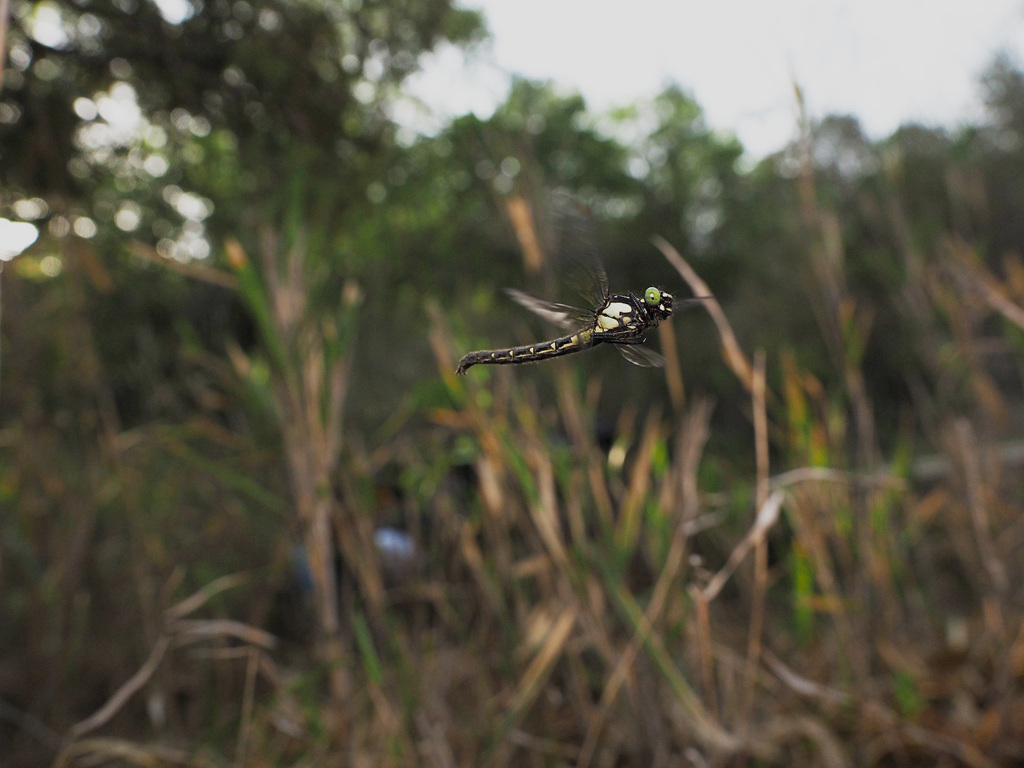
left=567, top=249, right=609, bottom=309
left=505, top=288, right=593, bottom=331
left=614, top=343, right=666, bottom=368
left=548, top=190, right=609, bottom=307
left=675, top=297, right=713, bottom=312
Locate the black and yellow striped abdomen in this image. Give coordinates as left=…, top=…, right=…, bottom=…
left=456, top=329, right=595, bottom=375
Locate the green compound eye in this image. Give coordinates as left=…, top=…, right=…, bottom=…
left=644, top=287, right=661, bottom=307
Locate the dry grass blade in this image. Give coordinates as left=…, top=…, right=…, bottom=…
left=579, top=495, right=694, bottom=767
left=234, top=648, right=260, bottom=767
left=769, top=466, right=902, bottom=491
left=945, top=236, right=1024, bottom=331
left=950, top=419, right=1008, bottom=598
left=458, top=519, right=506, bottom=616
left=612, top=581, right=745, bottom=757
left=526, top=445, right=569, bottom=566
left=742, top=351, right=770, bottom=724
left=0, top=696, right=61, bottom=751
left=615, top=408, right=661, bottom=552
left=66, top=611, right=277, bottom=747
left=761, top=715, right=850, bottom=768
left=505, top=606, right=578, bottom=725
left=55, top=737, right=195, bottom=768
left=171, top=619, right=277, bottom=650
left=555, top=368, right=615, bottom=529
left=0, top=0, right=11, bottom=94
left=426, top=299, right=463, bottom=385
left=506, top=729, right=580, bottom=762
left=130, top=241, right=238, bottom=289
left=505, top=194, right=545, bottom=274
left=415, top=710, right=458, bottom=768
left=753, top=350, right=770, bottom=505
left=875, top=726, right=999, bottom=768
left=701, top=490, right=785, bottom=602
left=663, top=397, right=714, bottom=523
left=763, top=651, right=851, bottom=707
left=68, top=636, right=171, bottom=740
left=163, top=572, right=249, bottom=623
left=652, top=236, right=755, bottom=391
left=657, top=320, right=686, bottom=411
left=692, top=584, right=718, bottom=719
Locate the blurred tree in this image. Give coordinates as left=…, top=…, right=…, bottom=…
left=626, top=85, right=744, bottom=257
left=978, top=54, right=1024, bottom=260
left=0, top=0, right=485, bottom=743
left=981, top=52, right=1024, bottom=136
left=0, top=0, right=484, bottom=424
left=2, top=0, right=484, bottom=220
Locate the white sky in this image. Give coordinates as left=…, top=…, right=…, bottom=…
left=405, top=0, right=1024, bottom=158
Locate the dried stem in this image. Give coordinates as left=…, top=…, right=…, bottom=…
left=742, top=350, right=770, bottom=725
left=653, top=235, right=754, bottom=391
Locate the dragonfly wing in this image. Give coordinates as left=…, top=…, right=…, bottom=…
left=505, top=288, right=593, bottom=331
left=549, top=190, right=610, bottom=306
left=568, top=249, right=609, bottom=308
left=614, top=343, right=666, bottom=368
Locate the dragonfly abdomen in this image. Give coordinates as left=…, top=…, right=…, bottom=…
left=456, top=330, right=595, bottom=375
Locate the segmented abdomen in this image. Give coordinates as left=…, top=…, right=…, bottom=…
left=456, top=330, right=595, bottom=375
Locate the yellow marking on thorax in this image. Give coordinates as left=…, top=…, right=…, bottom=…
left=595, top=301, right=635, bottom=333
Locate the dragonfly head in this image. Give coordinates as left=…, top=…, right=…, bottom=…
left=644, top=287, right=674, bottom=319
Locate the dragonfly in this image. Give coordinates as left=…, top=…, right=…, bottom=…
left=456, top=254, right=704, bottom=375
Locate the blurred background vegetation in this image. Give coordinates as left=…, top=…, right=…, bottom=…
left=2, top=0, right=1024, bottom=765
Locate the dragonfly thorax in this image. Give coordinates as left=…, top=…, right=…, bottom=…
left=595, top=300, right=636, bottom=332
left=593, top=290, right=673, bottom=336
